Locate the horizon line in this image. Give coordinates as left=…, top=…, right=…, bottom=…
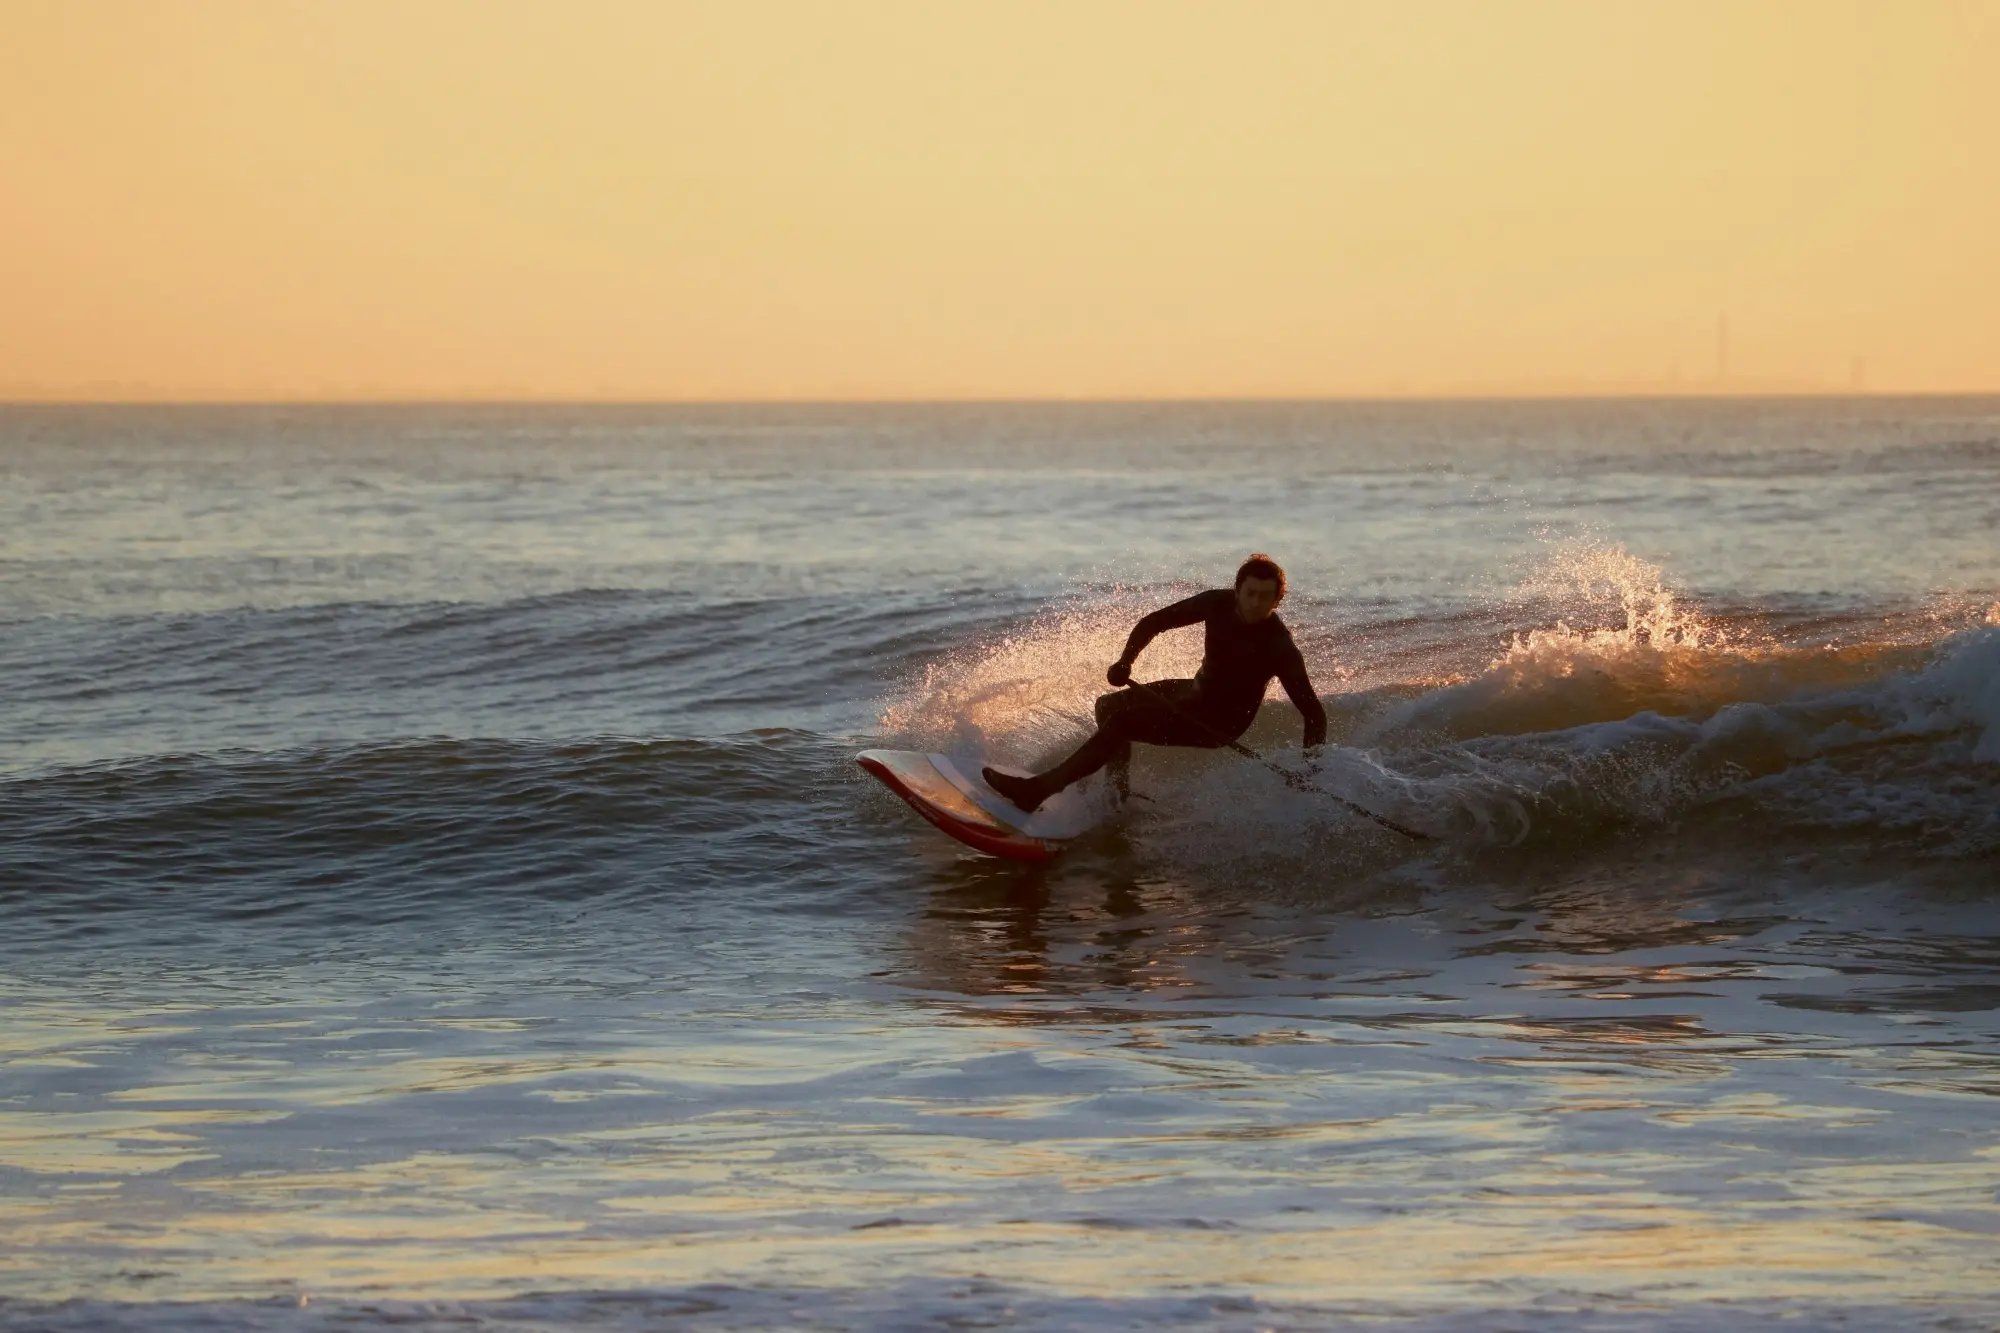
left=3, top=389, right=1993, bottom=409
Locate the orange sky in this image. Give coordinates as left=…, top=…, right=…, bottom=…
left=4, top=0, right=1996, bottom=400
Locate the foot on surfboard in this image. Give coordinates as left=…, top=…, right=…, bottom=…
left=982, top=766, right=1048, bottom=812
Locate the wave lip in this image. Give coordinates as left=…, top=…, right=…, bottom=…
left=1362, top=617, right=2000, bottom=855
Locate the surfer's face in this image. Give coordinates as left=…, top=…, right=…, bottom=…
left=1234, top=576, right=1281, bottom=622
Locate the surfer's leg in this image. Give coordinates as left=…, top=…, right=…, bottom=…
left=983, top=691, right=1148, bottom=811
left=1094, top=690, right=1135, bottom=800
left=1101, top=682, right=1231, bottom=791
left=983, top=683, right=1201, bottom=812
left=984, top=728, right=1120, bottom=811
left=1121, top=680, right=1234, bottom=751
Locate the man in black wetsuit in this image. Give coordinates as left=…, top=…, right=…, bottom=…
left=984, top=553, right=1329, bottom=812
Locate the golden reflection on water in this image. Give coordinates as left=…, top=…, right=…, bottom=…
left=5, top=1150, right=1999, bottom=1307
left=4, top=843, right=1999, bottom=1310
left=5, top=1058, right=1999, bottom=1306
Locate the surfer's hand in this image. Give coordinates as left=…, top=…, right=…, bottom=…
left=1106, top=661, right=1133, bottom=687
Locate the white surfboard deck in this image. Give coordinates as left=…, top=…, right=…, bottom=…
left=857, top=749, right=1109, bottom=860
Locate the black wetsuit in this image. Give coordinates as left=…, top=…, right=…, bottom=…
left=1012, top=589, right=1328, bottom=801
left=1120, top=589, right=1328, bottom=745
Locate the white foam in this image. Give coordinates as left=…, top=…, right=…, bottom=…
left=1876, top=621, right=2000, bottom=762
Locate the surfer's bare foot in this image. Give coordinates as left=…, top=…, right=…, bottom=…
left=982, top=766, right=1047, bottom=812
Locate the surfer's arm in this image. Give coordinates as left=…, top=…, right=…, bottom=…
left=1277, top=653, right=1328, bottom=751
left=1114, top=591, right=1222, bottom=672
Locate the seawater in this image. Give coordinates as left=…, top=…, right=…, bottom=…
left=2, top=400, right=1997, bottom=1332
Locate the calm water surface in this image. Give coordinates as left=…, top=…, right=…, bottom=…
left=2, top=401, right=1998, bottom=1331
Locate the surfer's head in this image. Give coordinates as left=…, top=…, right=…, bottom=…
left=1233, top=553, right=1286, bottom=622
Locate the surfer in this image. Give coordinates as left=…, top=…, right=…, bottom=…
left=984, top=554, right=1329, bottom=812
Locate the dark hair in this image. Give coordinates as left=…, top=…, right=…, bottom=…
left=1234, top=553, right=1286, bottom=600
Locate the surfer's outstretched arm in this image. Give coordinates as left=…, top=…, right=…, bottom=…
left=1110, top=591, right=1218, bottom=683
left=1278, top=652, right=1329, bottom=751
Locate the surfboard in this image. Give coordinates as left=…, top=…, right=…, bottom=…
left=856, top=749, right=1108, bottom=861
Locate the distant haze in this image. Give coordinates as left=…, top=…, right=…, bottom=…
left=6, top=0, right=1997, bottom=401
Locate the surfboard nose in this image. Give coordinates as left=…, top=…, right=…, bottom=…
left=857, top=750, right=1063, bottom=862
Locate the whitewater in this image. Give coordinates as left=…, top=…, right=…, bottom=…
left=1, top=399, right=1996, bottom=1331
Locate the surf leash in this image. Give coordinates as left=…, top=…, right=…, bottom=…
left=1124, top=680, right=1430, bottom=841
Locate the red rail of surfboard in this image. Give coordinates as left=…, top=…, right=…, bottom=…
left=857, top=754, right=1060, bottom=862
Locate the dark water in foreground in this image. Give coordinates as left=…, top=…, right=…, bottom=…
left=2, top=401, right=1997, bottom=1331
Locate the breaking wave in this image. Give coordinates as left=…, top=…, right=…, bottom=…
left=881, top=545, right=2000, bottom=865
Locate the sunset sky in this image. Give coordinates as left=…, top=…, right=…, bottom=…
left=5, top=0, right=1996, bottom=400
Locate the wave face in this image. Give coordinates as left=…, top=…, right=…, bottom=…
left=2, top=401, right=1998, bottom=1331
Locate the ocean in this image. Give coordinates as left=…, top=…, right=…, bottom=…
left=2, top=399, right=1996, bottom=1331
